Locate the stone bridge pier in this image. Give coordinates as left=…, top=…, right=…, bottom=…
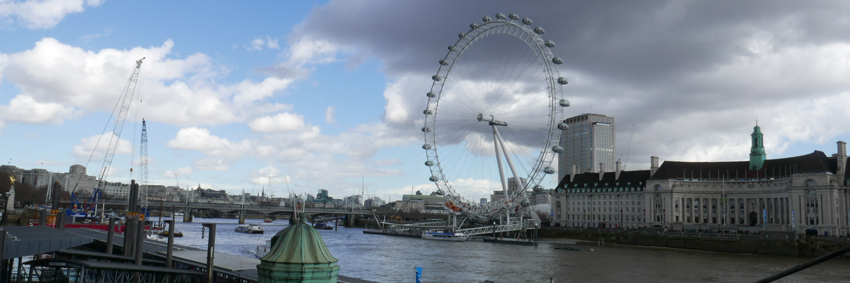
left=183, top=210, right=193, bottom=223
left=344, top=214, right=355, bottom=227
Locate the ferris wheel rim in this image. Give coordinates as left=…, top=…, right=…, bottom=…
left=422, top=14, right=566, bottom=219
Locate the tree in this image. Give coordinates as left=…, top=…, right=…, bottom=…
left=0, top=171, right=46, bottom=206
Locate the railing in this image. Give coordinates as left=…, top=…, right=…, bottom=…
left=63, top=200, right=372, bottom=214
left=458, top=222, right=523, bottom=236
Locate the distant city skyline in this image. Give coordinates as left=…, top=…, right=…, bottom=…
left=2, top=1, right=850, bottom=202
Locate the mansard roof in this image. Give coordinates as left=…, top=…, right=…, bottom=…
left=557, top=170, right=651, bottom=190
left=650, top=151, right=837, bottom=180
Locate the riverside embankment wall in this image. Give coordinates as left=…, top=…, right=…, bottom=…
left=540, top=228, right=850, bottom=258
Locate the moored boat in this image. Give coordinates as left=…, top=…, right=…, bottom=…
left=158, top=230, right=184, bottom=237
left=235, top=223, right=265, bottom=234
left=421, top=231, right=468, bottom=242
left=313, top=222, right=333, bottom=230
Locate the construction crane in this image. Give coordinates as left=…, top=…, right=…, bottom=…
left=95, top=57, right=145, bottom=212
left=139, top=118, right=149, bottom=213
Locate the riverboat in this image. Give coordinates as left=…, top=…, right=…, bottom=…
left=264, top=218, right=273, bottom=223
left=235, top=223, right=265, bottom=234
left=421, top=231, right=468, bottom=242
left=158, top=230, right=184, bottom=237
left=313, top=222, right=333, bottom=230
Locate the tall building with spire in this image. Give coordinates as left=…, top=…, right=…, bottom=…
left=558, top=113, right=616, bottom=181
left=749, top=123, right=766, bottom=170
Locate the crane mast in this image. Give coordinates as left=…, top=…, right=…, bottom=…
left=96, top=58, right=145, bottom=197
left=140, top=118, right=149, bottom=211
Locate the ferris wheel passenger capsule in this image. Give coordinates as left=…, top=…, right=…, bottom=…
left=557, top=77, right=569, bottom=85
left=439, top=60, right=448, bottom=66
left=482, top=16, right=492, bottom=22
left=429, top=176, right=439, bottom=182
left=424, top=160, right=434, bottom=166
left=421, top=127, right=431, bottom=133
left=432, top=75, right=441, bottom=81
left=534, top=27, right=545, bottom=34
left=458, top=33, right=465, bottom=38
left=509, top=13, right=519, bottom=20
left=534, top=184, right=544, bottom=191
left=423, top=109, right=432, bottom=115
left=522, top=18, right=533, bottom=25
left=552, top=57, right=563, bottom=65
left=470, top=23, right=479, bottom=29
left=496, top=13, right=506, bottom=19
left=552, top=146, right=564, bottom=153
left=422, top=144, right=431, bottom=150
left=544, top=167, right=556, bottom=174
left=427, top=92, right=437, bottom=98
left=545, top=40, right=556, bottom=48
left=559, top=99, right=570, bottom=107
left=557, top=123, right=568, bottom=130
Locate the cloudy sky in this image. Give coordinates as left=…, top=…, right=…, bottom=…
left=2, top=0, right=849, bottom=202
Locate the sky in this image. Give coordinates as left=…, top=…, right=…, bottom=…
left=2, top=0, right=850, bottom=203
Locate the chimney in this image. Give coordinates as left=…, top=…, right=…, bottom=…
left=599, top=163, right=605, bottom=181
left=650, top=156, right=659, bottom=177
left=615, top=159, right=622, bottom=180
left=837, top=141, right=847, bottom=184
left=570, top=165, right=577, bottom=182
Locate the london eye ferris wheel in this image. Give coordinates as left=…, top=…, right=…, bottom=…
left=422, top=13, right=571, bottom=220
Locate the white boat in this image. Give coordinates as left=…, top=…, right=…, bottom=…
left=421, top=231, right=468, bottom=242
left=235, top=224, right=265, bottom=234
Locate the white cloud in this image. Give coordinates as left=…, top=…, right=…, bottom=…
left=285, top=37, right=342, bottom=67
left=0, top=38, right=294, bottom=131
left=248, top=112, right=305, bottom=133
left=193, top=158, right=228, bottom=171
left=72, top=133, right=133, bottom=159
left=162, top=167, right=193, bottom=179
left=325, top=106, right=335, bottom=124
left=247, top=36, right=280, bottom=51
left=166, top=127, right=252, bottom=159
left=0, top=0, right=103, bottom=29
left=2, top=94, right=74, bottom=124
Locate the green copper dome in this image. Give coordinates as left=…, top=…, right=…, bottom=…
left=261, top=222, right=338, bottom=264
left=257, top=219, right=339, bottom=283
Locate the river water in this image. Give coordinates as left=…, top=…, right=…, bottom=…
left=160, top=218, right=849, bottom=283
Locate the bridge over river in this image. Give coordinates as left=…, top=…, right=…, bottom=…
left=61, top=199, right=373, bottom=217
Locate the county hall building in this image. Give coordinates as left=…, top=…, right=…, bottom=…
left=550, top=125, right=850, bottom=236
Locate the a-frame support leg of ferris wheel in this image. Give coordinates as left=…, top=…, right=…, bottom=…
left=470, top=114, right=531, bottom=232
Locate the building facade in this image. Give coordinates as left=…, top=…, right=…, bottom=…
left=551, top=126, right=850, bottom=236
left=61, top=165, right=98, bottom=193
left=558, top=113, right=616, bottom=181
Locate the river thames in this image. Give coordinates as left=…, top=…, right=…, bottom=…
left=159, top=218, right=849, bottom=282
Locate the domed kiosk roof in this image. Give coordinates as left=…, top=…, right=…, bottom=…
left=257, top=218, right=339, bottom=282
left=261, top=221, right=338, bottom=264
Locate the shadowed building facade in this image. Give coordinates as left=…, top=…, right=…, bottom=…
left=558, top=113, right=616, bottom=181
left=551, top=125, right=850, bottom=236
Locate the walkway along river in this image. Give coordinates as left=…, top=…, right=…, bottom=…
left=161, top=218, right=850, bottom=282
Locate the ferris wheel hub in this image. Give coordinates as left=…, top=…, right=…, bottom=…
left=476, top=113, right=508, bottom=126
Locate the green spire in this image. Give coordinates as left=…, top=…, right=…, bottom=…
left=749, top=123, right=766, bottom=170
